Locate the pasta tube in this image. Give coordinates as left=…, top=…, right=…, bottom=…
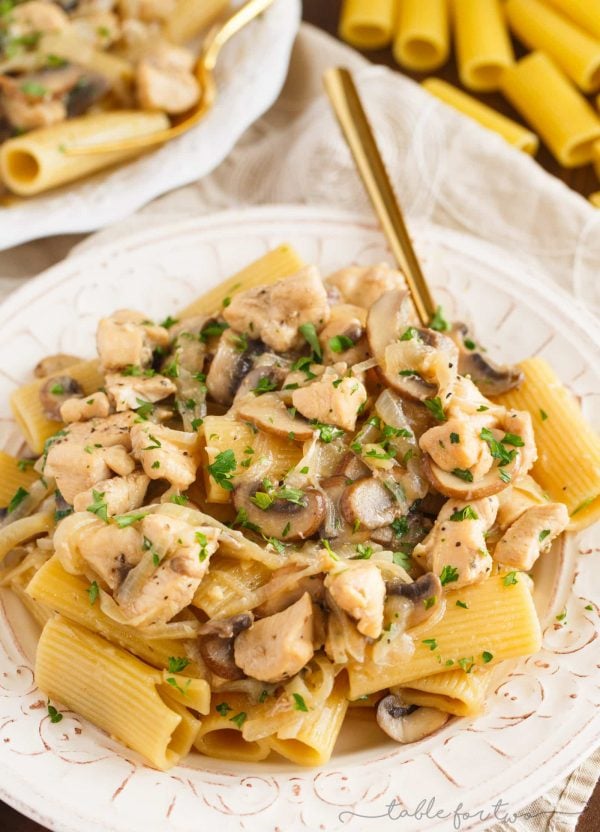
left=339, top=0, right=399, bottom=50
left=27, top=555, right=203, bottom=674
left=0, top=111, right=170, bottom=197
left=35, top=616, right=200, bottom=770
left=39, top=31, right=133, bottom=92
left=505, top=0, right=600, bottom=94
left=452, top=0, right=514, bottom=91
left=0, top=451, right=40, bottom=506
left=347, top=574, right=541, bottom=698
left=194, top=692, right=271, bottom=762
left=590, top=191, right=600, bottom=207
left=167, top=0, right=230, bottom=44
left=396, top=668, right=489, bottom=716
left=500, top=52, right=600, bottom=167
left=544, top=0, right=600, bottom=41
left=393, top=0, right=449, bottom=72
left=494, top=358, right=600, bottom=530
left=178, top=245, right=305, bottom=318
left=422, top=78, right=538, bottom=154
left=10, top=359, right=103, bottom=454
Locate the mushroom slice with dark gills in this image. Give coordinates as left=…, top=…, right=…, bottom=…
left=198, top=613, right=253, bottom=681
left=318, top=303, right=370, bottom=366
left=34, top=353, right=81, bottom=379
left=376, top=695, right=449, bottom=743
left=449, top=322, right=523, bottom=396
left=205, top=330, right=266, bottom=407
left=236, top=392, right=314, bottom=441
left=367, top=290, right=458, bottom=403
left=233, top=356, right=290, bottom=402
left=340, top=476, right=408, bottom=531
left=39, top=375, right=83, bottom=420
left=232, top=481, right=326, bottom=541
left=385, top=571, right=442, bottom=627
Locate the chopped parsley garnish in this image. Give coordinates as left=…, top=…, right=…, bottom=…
left=168, top=656, right=190, bottom=673
left=166, top=676, right=191, bottom=696
left=482, top=651, right=493, bottom=663
left=232, top=333, right=249, bottom=353
left=298, top=322, right=322, bottom=360
left=458, top=656, right=474, bottom=673
left=540, top=408, right=548, bottom=421
left=451, top=468, right=474, bottom=483
left=463, top=338, right=476, bottom=350
left=47, top=703, right=63, bottom=724
left=207, top=449, right=236, bottom=491
left=299, top=466, right=309, bottom=474
left=282, top=522, right=291, bottom=538
left=503, top=571, right=519, bottom=586
left=87, top=581, right=99, bottom=605
left=429, top=306, right=450, bottom=332
left=292, top=693, right=309, bottom=712
left=229, top=711, right=247, bottom=728
left=49, top=383, right=64, bottom=395
left=86, top=490, right=108, bottom=522
left=114, top=512, right=147, bottom=528
left=160, top=315, right=179, bottom=329
left=502, top=432, right=525, bottom=447
left=422, top=638, right=437, bottom=651
left=498, top=468, right=511, bottom=483
left=439, top=564, right=459, bottom=586
left=399, top=327, right=419, bottom=341
left=17, top=458, right=35, bottom=472
left=476, top=405, right=489, bottom=412
left=353, top=543, right=373, bottom=559
left=143, top=433, right=162, bottom=450
left=320, top=539, right=339, bottom=560
left=134, top=398, right=154, bottom=420
left=162, top=360, right=179, bottom=378
left=290, top=355, right=316, bottom=380
left=252, top=376, right=278, bottom=395
left=539, top=529, right=551, bottom=543
left=382, top=424, right=412, bottom=439
left=556, top=609, right=567, bottom=623
left=267, top=536, right=285, bottom=554
left=7, top=486, right=28, bottom=514
left=199, top=321, right=229, bottom=342
left=392, top=550, right=412, bottom=570
left=399, top=368, right=421, bottom=377
left=423, top=596, right=436, bottom=610
left=571, top=497, right=594, bottom=516
left=191, top=418, right=203, bottom=431
left=196, top=531, right=210, bottom=561
left=449, top=505, right=478, bottom=522
left=151, top=460, right=161, bottom=469
left=258, top=689, right=269, bottom=703
left=391, top=516, right=409, bottom=536
left=480, top=427, right=517, bottom=467
left=123, top=365, right=155, bottom=377
left=450, top=432, right=460, bottom=444
left=170, top=494, right=189, bottom=505
left=585, top=604, right=594, bottom=611
left=456, top=600, right=469, bottom=609
left=329, top=334, right=354, bottom=353
left=216, top=701, right=232, bottom=716
left=311, top=421, right=345, bottom=443
left=21, top=80, right=47, bottom=97
left=424, top=397, right=446, bottom=422
left=251, top=491, right=273, bottom=510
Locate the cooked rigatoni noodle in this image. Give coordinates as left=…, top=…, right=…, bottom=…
left=347, top=574, right=541, bottom=698
left=590, top=191, right=600, bottom=207
left=158, top=671, right=211, bottom=713
left=192, top=555, right=272, bottom=618
left=0, top=451, right=40, bottom=506
left=395, top=668, right=489, bottom=716
left=505, top=0, right=600, bottom=94
left=339, top=0, right=399, bottom=49
left=500, top=52, right=600, bottom=167
left=422, top=78, right=539, bottom=154
left=544, top=0, right=600, bottom=40
left=266, top=675, right=349, bottom=766
left=166, top=0, right=230, bottom=43
left=393, top=0, right=449, bottom=71
left=1, top=111, right=170, bottom=198
left=0, top=512, right=54, bottom=564
left=178, top=245, right=305, bottom=318
left=202, top=416, right=303, bottom=503
left=194, top=693, right=271, bottom=762
left=494, top=358, right=600, bottom=530
left=452, top=0, right=514, bottom=91
left=10, top=359, right=104, bottom=454
left=27, top=556, right=203, bottom=674
left=39, top=31, right=133, bottom=93
left=36, top=616, right=201, bottom=770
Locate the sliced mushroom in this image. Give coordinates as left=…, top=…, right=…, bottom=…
left=34, top=353, right=81, bottom=378
left=449, top=323, right=523, bottom=396
left=376, top=695, right=450, bottom=743
left=422, top=450, right=522, bottom=500
left=367, top=289, right=413, bottom=364
left=233, top=360, right=289, bottom=402
left=198, top=612, right=254, bottom=638
left=340, top=476, right=405, bottom=530
left=198, top=633, right=246, bottom=681
left=236, top=392, right=314, bottom=441
left=39, top=375, right=83, bottom=420
left=335, top=451, right=370, bottom=482
left=232, top=481, right=326, bottom=540
left=66, top=69, right=110, bottom=117
left=371, top=511, right=433, bottom=549
left=205, top=330, right=261, bottom=406
left=319, top=474, right=348, bottom=538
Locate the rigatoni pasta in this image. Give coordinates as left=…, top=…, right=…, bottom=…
left=393, top=0, right=449, bottom=72
left=395, top=668, right=489, bottom=716
left=452, top=0, right=514, bottom=91
left=422, top=77, right=539, bottom=154
left=544, top=0, right=600, bottom=41
left=339, top=0, right=399, bottom=50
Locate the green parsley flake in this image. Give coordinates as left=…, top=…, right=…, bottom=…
left=422, top=638, right=437, bottom=651
left=392, top=550, right=412, bottom=570
left=329, top=334, right=354, bottom=353
left=429, top=306, right=450, bottom=332
left=292, top=693, right=309, bottom=712
left=87, top=580, right=99, bottom=605
left=354, top=543, right=373, bottom=559
left=114, top=512, right=147, bottom=528
left=298, top=322, right=322, bottom=360
left=311, top=421, right=345, bottom=443
left=399, top=327, right=419, bottom=341
left=458, top=657, right=474, bottom=673
left=556, top=609, right=567, bottom=622
left=168, top=656, right=190, bottom=673
left=503, top=571, right=519, bottom=586
left=253, top=376, right=278, bottom=395
left=7, top=486, right=28, bottom=514
left=449, top=505, right=478, bottom=522
left=450, top=432, right=460, bottom=444
left=47, top=703, right=63, bottom=724
left=216, top=701, right=232, bottom=716
left=440, top=564, right=459, bottom=586
left=170, top=494, right=189, bottom=505
left=86, top=490, right=108, bottom=522
left=207, top=449, right=236, bottom=490
left=423, top=596, right=436, bottom=610
left=456, top=600, right=469, bottom=609
left=451, top=468, right=474, bottom=483
left=424, top=397, right=446, bottom=421
left=482, top=651, right=494, bottom=663
left=229, top=711, right=247, bottom=728
left=540, top=409, right=549, bottom=421
left=539, top=529, right=551, bottom=543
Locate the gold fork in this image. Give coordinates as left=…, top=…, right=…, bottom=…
left=65, top=0, right=276, bottom=157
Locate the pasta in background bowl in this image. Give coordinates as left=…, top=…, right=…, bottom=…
left=0, top=206, right=598, bottom=832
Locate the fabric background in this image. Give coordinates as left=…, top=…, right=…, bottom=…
left=0, top=22, right=597, bottom=831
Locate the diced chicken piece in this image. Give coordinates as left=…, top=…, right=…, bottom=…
left=325, top=264, right=406, bottom=309
left=223, top=266, right=330, bottom=353
left=68, top=410, right=136, bottom=448
left=234, top=592, right=314, bottom=683
left=73, top=470, right=150, bottom=515
left=105, top=372, right=176, bottom=411
left=0, top=94, right=65, bottom=130
left=318, top=304, right=370, bottom=366
left=496, top=481, right=545, bottom=531
left=119, top=0, right=177, bottom=22
left=77, top=521, right=143, bottom=591
left=419, top=416, right=494, bottom=479
left=383, top=333, right=458, bottom=404
left=503, top=409, right=537, bottom=475
left=413, top=495, right=499, bottom=589
left=292, top=372, right=367, bottom=432
left=446, top=377, right=503, bottom=422
left=60, top=391, right=111, bottom=423
left=130, top=422, right=201, bottom=488
left=325, top=562, right=385, bottom=639
left=102, top=445, right=136, bottom=476
left=96, top=309, right=169, bottom=371
left=71, top=12, right=121, bottom=48
left=116, top=513, right=219, bottom=626
left=136, top=41, right=199, bottom=114
left=255, top=565, right=324, bottom=617
left=493, top=502, right=568, bottom=572
left=9, top=2, right=69, bottom=37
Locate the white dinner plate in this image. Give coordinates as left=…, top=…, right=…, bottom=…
left=0, top=0, right=300, bottom=251
left=0, top=206, right=599, bottom=832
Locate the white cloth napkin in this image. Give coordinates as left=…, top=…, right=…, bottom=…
left=0, top=22, right=598, bottom=830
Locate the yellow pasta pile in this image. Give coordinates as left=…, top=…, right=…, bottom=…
left=339, top=0, right=600, bottom=190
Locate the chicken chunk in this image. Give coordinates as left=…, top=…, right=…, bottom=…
left=60, top=392, right=111, bottom=423
left=413, top=495, right=499, bottom=589
left=446, top=377, right=503, bottom=422
left=419, top=416, right=494, bottom=479
left=325, top=264, right=406, bottom=309
left=254, top=565, right=325, bottom=617
left=102, top=444, right=136, bottom=476
left=234, top=592, right=314, bottom=683
left=96, top=310, right=169, bottom=371
left=105, top=372, right=176, bottom=411
left=493, top=502, right=568, bottom=572
left=130, top=422, right=201, bottom=488
left=325, top=562, right=385, bottom=639
left=136, top=42, right=199, bottom=114
left=77, top=521, right=143, bottom=591
left=292, top=372, right=367, bottom=432
left=0, top=93, right=65, bottom=131
left=223, top=266, right=330, bottom=353
left=71, top=12, right=121, bottom=48
left=9, top=2, right=69, bottom=37
left=115, top=513, right=219, bottom=626
left=503, top=409, right=537, bottom=475
left=73, top=470, right=150, bottom=515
